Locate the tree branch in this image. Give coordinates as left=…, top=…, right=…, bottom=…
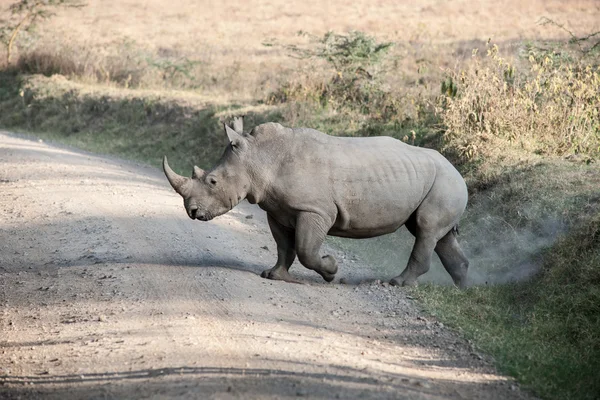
left=6, top=3, right=39, bottom=64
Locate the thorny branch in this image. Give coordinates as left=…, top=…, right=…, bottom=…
left=537, top=17, right=600, bottom=55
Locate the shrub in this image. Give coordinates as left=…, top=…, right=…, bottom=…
left=265, top=31, right=438, bottom=139
left=440, top=43, right=600, bottom=164
left=266, top=31, right=396, bottom=116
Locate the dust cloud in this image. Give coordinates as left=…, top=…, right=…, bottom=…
left=329, top=212, right=564, bottom=287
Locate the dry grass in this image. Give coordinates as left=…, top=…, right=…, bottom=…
left=40, top=0, right=600, bottom=49
left=3, top=0, right=600, bottom=100
left=440, top=43, right=600, bottom=166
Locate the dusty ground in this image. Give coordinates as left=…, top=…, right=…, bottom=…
left=0, top=132, right=533, bottom=399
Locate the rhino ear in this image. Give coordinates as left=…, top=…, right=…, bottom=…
left=232, top=116, right=244, bottom=134
left=224, top=123, right=245, bottom=146
left=192, top=165, right=204, bottom=179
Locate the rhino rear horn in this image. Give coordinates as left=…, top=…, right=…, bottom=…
left=232, top=116, right=244, bottom=134
left=224, top=123, right=244, bottom=144
left=192, top=165, right=204, bottom=179
left=163, top=156, right=192, bottom=197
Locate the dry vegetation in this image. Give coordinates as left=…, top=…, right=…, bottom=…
left=3, top=0, right=600, bottom=97
left=441, top=42, right=599, bottom=163
left=1, top=1, right=600, bottom=399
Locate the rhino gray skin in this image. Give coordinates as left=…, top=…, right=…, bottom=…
left=163, top=119, right=469, bottom=287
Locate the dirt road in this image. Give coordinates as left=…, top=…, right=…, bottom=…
left=0, top=132, right=531, bottom=399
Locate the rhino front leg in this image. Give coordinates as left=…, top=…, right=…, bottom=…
left=261, top=214, right=299, bottom=283
left=390, top=235, right=437, bottom=287
left=295, top=212, right=338, bottom=282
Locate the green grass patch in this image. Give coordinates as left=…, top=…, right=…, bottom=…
left=409, top=188, right=600, bottom=400
left=411, top=279, right=600, bottom=400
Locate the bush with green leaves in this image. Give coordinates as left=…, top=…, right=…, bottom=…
left=265, top=31, right=397, bottom=119
left=279, top=30, right=393, bottom=76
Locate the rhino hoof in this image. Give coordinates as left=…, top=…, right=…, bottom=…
left=318, top=255, right=338, bottom=283
left=321, top=255, right=338, bottom=273
left=389, top=278, right=402, bottom=287
left=454, top=278, right=467, bottom=289
left=389, top=277, right=417, bottom=287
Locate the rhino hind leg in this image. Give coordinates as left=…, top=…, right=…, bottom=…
left=391, top=175, right=469, bottom=287
left=434, top=230, right=469, bottom=288
left=294, top=212, right=338, bottom=282
left=261, top=214, right=301, bottom=283
left=390, top=235, right=437, bottom=287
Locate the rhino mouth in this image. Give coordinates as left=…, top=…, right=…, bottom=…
left=190, top=203, right=233, bottom=221
left=197, top=211, right=213, bottom=221
left=189, top=207, right=213, bottom=221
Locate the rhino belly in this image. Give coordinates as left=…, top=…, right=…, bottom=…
left=327, top=199, right=414, bottom=239
left=328, top=223, right=406, bottom=238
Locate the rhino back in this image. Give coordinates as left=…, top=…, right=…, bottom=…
left=256, top=127, right=449, bottom=237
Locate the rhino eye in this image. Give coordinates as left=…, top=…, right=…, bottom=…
left=209, top=177, right=217, bottom=186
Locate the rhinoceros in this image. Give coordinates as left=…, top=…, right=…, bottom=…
left=163, top=118, right=469, bottom=287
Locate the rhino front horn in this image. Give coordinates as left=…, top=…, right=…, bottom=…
left=163, top=156, right=192, bottom=197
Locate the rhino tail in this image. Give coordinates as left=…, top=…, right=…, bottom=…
left=452, top=225, right=460, bottom=236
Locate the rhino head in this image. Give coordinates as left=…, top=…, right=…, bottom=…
left=163, top=118, right=252, bottom=221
